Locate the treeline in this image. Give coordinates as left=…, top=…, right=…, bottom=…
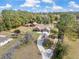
left=0, top=10, right=59, bottom=31
left=0, top=10, right=31, bottom=31
left=0, top=9, right=79, bottom=32
left=57, top=13, right=79, bottom=40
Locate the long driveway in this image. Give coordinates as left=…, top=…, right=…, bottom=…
left=37, top=31, right=53, bottom=59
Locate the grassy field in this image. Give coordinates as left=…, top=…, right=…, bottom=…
left=63, top=36, right=79, bottom=59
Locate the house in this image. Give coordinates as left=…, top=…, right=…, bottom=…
left=33, top=24, right=50, bottom=32
left=24, top=22, right=37, bottom=27
left=0, top=35, right=13, bottom=47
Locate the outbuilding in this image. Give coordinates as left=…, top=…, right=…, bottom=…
left=33, top=24, right=50, bottom=32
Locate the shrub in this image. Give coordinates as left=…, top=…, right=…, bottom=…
left=43, top=39, right=53, bottom=49
left=51, top=28, right=58, bottom=35
left=53, top=41, right=67, bottom=59
left=58, top=31, right=64, bottom=42
left=14, top=29, right=21, bottom=34
left=11, top=30, right=21, bottom=38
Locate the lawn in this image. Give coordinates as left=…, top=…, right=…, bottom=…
left=63, top=36, right=79, bottom=59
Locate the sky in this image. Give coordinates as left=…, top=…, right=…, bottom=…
left=0, top=0, right=79, bottom=12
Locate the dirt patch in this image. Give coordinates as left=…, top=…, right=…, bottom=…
left=63, top=36, right=79, bottom=59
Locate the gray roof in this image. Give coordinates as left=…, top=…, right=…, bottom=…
left=0, top=37, right=8, bottom=43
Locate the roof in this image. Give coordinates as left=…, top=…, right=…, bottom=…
left=0, top=35, right=8, bottom=43
left=33, top=24, right=50, bottom=32
left=35, top=24, right=48, bottom=30
left=0, top=37, right=8, bottom=43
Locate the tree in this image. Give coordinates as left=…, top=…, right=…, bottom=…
left=57, top=14, right=78, bottom=40
left=53, top=41, right=67, bottom=59
left=58, top=14, right=76, bottom=32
